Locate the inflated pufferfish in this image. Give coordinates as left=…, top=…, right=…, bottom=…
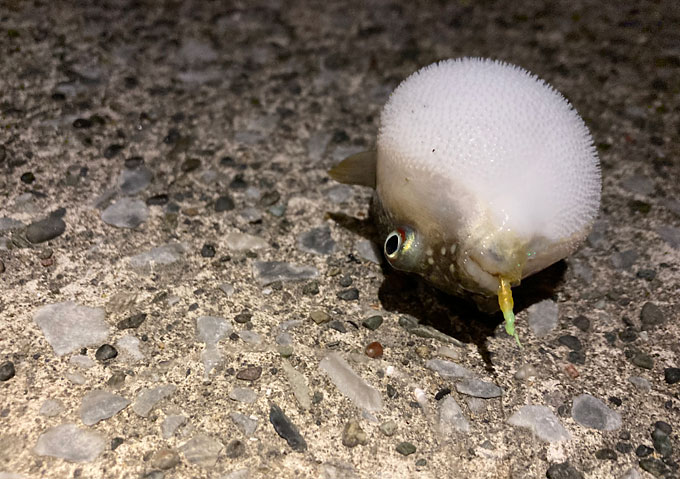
left=330, top=58, right=601, bottom=345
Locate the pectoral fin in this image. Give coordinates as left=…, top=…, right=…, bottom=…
left=328, top=150, right=377, bottom=189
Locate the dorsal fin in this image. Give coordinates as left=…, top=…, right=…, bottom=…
left=328, top=150, right=377, bottom=189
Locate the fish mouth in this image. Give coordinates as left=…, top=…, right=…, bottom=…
left=460, top=254, right=502, bottom=296
left=462, top=242, right=526, bottom=296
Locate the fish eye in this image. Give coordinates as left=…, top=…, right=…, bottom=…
left=384, top=231, right=402, bottom=258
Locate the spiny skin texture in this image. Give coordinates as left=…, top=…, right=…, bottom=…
left=375, top=58, right=601, bottom=303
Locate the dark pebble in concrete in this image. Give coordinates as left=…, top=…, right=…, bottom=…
left=201, top=244, right=216, bottom=258
left=302, top=281, right=319, bottom=296
left=95, top=344, right=118, bottom=361
left=636, top=445, right=654, bottom=457
left=117, top=313, right=147, bottom=330
left=652, top=427, right=672, bottom=457
left=396, top=442, right=416, bottom=456
left=386, top=384, right=398, bottom=399
left=147, top=194, right=169, bottom=206
left=26, top=216, right=66, bottom=244
left=615, top=442, right=633, bottom=454
left=568, top=351, right=586, bottom=365
left=594, top=448, right=617, bottom=460
left=111, top=437, right=124, bottom=450
left=639, top=457, right=670, bottom=477
left=336, top=288, right=359, bottom=301
left=103, top=144, right=124, bottom=159
left=631, top=352, right=654, bottom=370
left=640, top=302, right=664, bottom=330
left=434, top=388, right=450, bottom=400
left=234, top=312, right=252, bottom=324
left=636, top=269, right=656, bottom=280
left=339, top=275, right=352, bottom=287
left=236, top=366, right=262, bottom=381
left=269, top=404, right=307, bottom=452
left=260, top=190, right=280, bottom=207
left=546, top=462, right=584, bottom=479
left=73, top=118, right=92, bottom=128
left=225, top=439, right=245, bottom=458
left=558, top=335, right=582, bottom=351
left=163, top=128, right=180, bottom=144
left=362, top=315, right=383, bottom=331
left=0, top=260, right=4, bottom=274
left=657, top=421, right=674, bottom=438
left=328, top=320, right=346, bottom=333
left=215, top=195, right=235, bottom=212
left=124, top=156, right=143, bottom=169
left=664, top=367, right=680, bottom=384
left=107, top=371, right=126, bottom=388
left=20, top=172, right=35, bottom=184
left=0, top=361, right=16, bottom=381
left=181, top=158, right=200, bottom=172
left=574, top=315, right=590, bottom=332
left=618, top=328, right=638, bottom=343
left=230, top=174, right=248, bottom=189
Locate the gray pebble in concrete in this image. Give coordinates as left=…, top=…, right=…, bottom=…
left=455, top=378, right=502, bottom=399
left=320, top=353, right=383, bottom=412
left=196, top=316, right=232, bottom=345
left=571, top=394, right=622, bottom=431
left=426, top=359, right=474, bottom=380
left=619, top=468, right=641, bottom=479
left=297, top=225, right=336, bottom=255
left=628, top=376, right=651, bottom=392
left=80, top=390, right=130, bottom=425
left=354, top=239, right=381, bottom=264
left=101, top=197, right=149, bottom=228
left=33, top=301, right=109, bottom=357
left=149, top=448, right=180, bottom=470
left=252, top=260, right=319, bottom=285
left=128, top=243, right=186, bottom=269
left=34, top=424, right=106, bottom=463
left=229, top=387, right=257, bottom=404
left=437, top=396, right=471, bottom=434
left=507, top=405, right=570, bottom=443
left=39, top=398, right=64, bottom=417
left=380, top=420, right=397, bottom=437
left=179, top=434, right=223, bottom=468
left=132, top=384, right=177, bottom=417
left=656, top=225, right=680, bottom=249
left=527, top=300, right=559, bottom=338
left=119, top=166, right=153, bottom=195
left=161, top=415, right=187, bottom=439
left=0, top=217, right=24, bottom=232
left=231, top=412, right=258, bottom=437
